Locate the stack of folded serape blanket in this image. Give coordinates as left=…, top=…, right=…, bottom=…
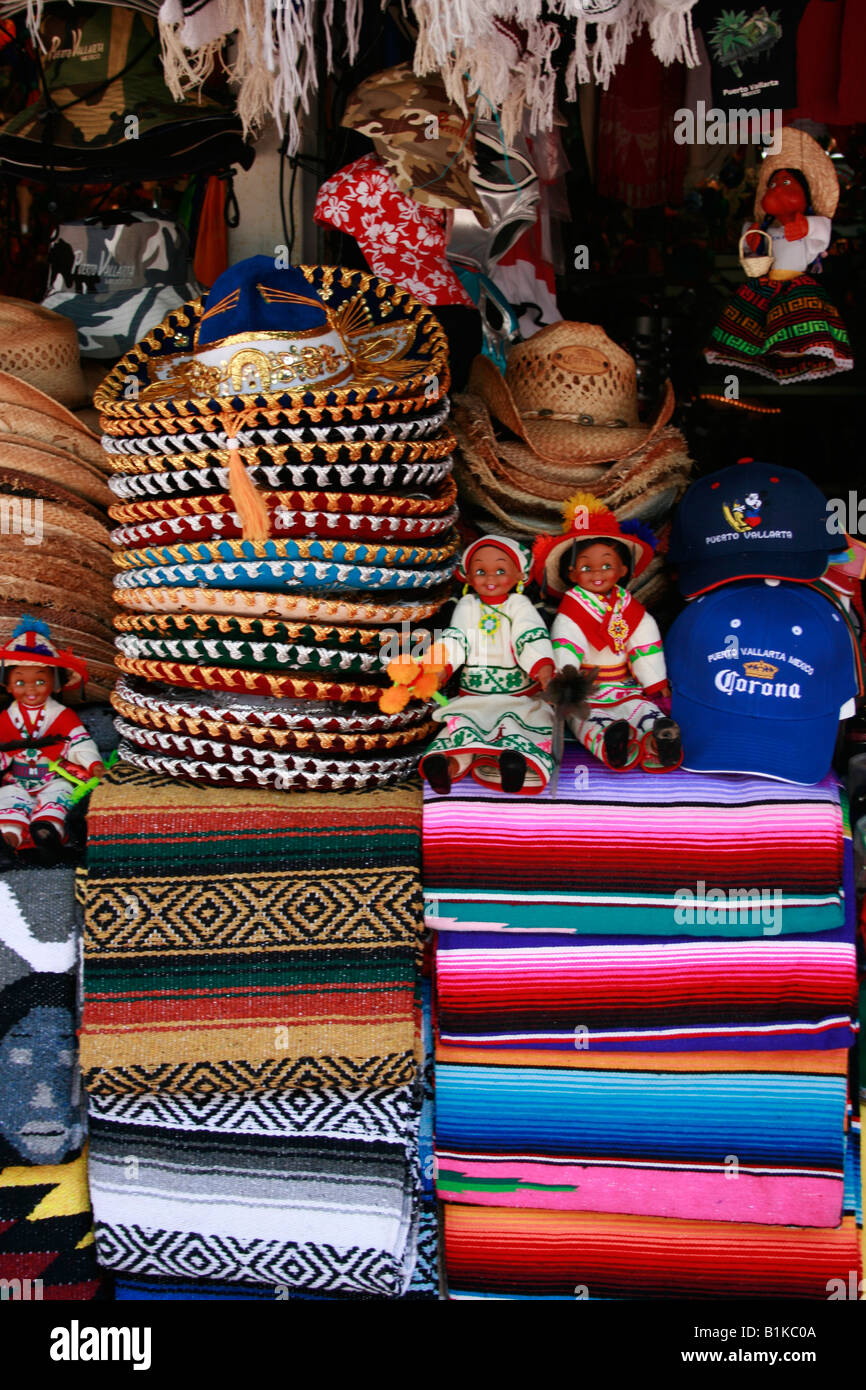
left=0, top=865, right=103, bottom=1300
left=425, top=747, right=862, bottom=1299
left=79, top=762, right=430, bottom=1297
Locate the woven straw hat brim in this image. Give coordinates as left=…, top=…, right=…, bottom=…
left=754, top=127, right=839, bottom=220
left=455, top=460, right=562, bottom=535
left=2, top=522, right=115, bottom=579
left=107, top=476, right=458, bottom=525
left=0, top=367, right=99, bottom=437
left=0, top=466, right=109, bottom=522
left=112, top=585, right=451, bottom=624
left=105, top=432, right=457, bottom=475
left=0, top=494, right=112, bottom=554
left=116, top=738, right=419, bottom=790
left=470, top=355, right=676, bottom=464
left=109, top=504, right=459, bottom=548
left=106, top=456, right=454, bottom=502
left=0, top=598, right=114, bottom=646
left=0, top=299, right=87, bottom=408
left=114, top=610, right=403, bottom=649
left=0, top=407, right=107, bottom=473
left=0, top=438, right=111, bottom=509
left=115, top=632, right=388, bottom=675
left=100, top=398, right=451, bottom=449
left=111, top=686, right=434, bottom=753
left=94, top=267, right=450, bottom=419
left=0, top=570, right=115, bottom=625
left=112, top=533, right=459, bottom=572
left=2, top=544, right=114, bottom=600
left=115, top=674, right=433, bottom=733
left=114, top=654, right=395, bottom=704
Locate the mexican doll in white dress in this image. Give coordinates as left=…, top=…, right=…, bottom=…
left=0, top=616, right=103, bottom=861
left=705, top=126, right=853, bottom=384
left=419, top=536, right=557, bottom=795
left=533, top=496, right=682, bottom=771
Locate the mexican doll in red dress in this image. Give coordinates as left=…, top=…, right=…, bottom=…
left=533, top=495, right=682, bottom=771
left=705, top=126, right=853, bottom=384
left=0, top=616, right=103, bottom=861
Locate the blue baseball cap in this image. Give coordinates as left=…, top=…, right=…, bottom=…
left=667, top=580, right=857, bottom=784
left=669, top=461, right=839, bottom=598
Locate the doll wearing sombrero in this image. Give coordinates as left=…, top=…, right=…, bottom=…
left=534, top=497, right=682, bottom=771
left=419, top=536, right=557, bottom=795
left=705, top=127, right=853, bottom=384
left=0, top=616, right=102, bottom=860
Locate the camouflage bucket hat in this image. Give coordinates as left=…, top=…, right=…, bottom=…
left=43, top=215, right=200, bottom=360
left=341, top=62, right=489, bottom=225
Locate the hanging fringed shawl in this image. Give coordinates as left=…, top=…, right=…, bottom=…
left=12, top=0, right=701, bottom=149
left=410, top=0, right=700, bottom=130
left=155, top=0, right=363, bottom=146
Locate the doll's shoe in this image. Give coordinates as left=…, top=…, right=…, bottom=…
left=423, top=754, right=452, bottom=796
left=29, top=820, right=63, bottom=865
left=0, top=837, right=16, bottom=865
left=603, top=720, right=631, bottom=769
left=653, top=716, right=682, bottom=768
left=499, top=750, right=527, bottom=794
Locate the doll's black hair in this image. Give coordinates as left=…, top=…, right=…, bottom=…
left=559, top=536, right=633, bottom=588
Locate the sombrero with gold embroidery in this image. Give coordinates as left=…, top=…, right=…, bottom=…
left=113, top=675, right=433, bottom=735
left=106, top=454, right=454, bottom=503
left=109, top=500, right=458, bottom=548
left=99, top=397, right=451, bottom=450
left=112, top=555, right=456, bottom=594
left=114, top=654, right=390, bottom=702
left=112, top=533, right=459, bottom=572
left=104, top=431, right=456, bottom=475
left=112, top=585, right=451, bottom=623
left=94, top=259, right=450, bottom=422
left=115, top=735, right=420, bottom=790
left=114, top=627, right=388, bottom=676
left=111, top=683, right=434, bottom=753
left=113, top=609, right=419, bottom=649
left=107, top=477, right=458, bottom=526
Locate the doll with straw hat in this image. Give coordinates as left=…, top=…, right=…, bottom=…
left=534, top=494, right=682, bottom=772
left=705, top=126, right=853, bottom=384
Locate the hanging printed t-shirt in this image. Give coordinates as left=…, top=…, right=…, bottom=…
left=695, top=0, right=807, bottom=110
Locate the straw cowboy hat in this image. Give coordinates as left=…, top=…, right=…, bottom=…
left=0, top=299, right=88, bottom=408
left=0, top=438, right=111, bottom=509
left=469, top=323, right=675, bottom=466
left=754, top=126, right=839, bottom=220
left=451, top=391, right=692, bottom=535
left=0, top=373, right=107, bottom=473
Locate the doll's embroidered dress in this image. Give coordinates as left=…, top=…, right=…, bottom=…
left=706, top=216, right=853, bottom=383
left=421, top=591, right=556, bottom=792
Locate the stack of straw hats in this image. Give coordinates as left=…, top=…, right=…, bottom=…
left=453, top=323, right=693, bottom=541
left=94, top=256, right=460, bottom=790
left=0, top=298, right=115, bottom=699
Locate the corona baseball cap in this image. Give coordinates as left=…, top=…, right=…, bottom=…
left=666, top=580, right=857, bottom=784
left=669, top=461, right=838, bottom=598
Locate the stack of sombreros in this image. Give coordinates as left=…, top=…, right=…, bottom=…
left=451, top=323, right=693, bottom=606
left=0, top=300, right=116, bottom=700
left=93, top=256, right=460, bottom=790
